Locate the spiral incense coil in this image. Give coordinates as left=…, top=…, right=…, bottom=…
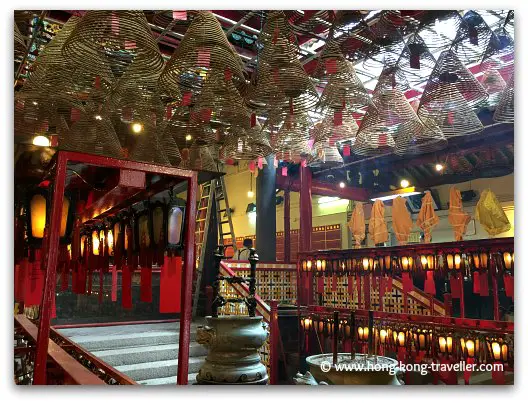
left=19, top=16, right=109, bottom=109
left=480, top=68, right=507, bottom=106
left=14, top=21, right=27, bottom=57
left=372, top=64, right=410, bottom=94
left=452, top=11, right=494, bottom=65
left=60, top=112, right=123, bottom=158
left=316, top=46, right=372, bottom=112
left=151, top=10, right=194, bottom=29
left=394, top=117, right=447, bottom=156
left=272, top=112, right=313, bottom=161
left=418, top=88, right=484, bottom=136
left=418, top=11, right=464, bottom=50
left=129, top=121, right=170, bottom=165
left=503, top=10, right=514, bottom=39
left=311, top=40, right=353, bottom=83
left=362, top=13, right=406, bottom=70
left=396, top=33, right=437, bottom=87
left=419, top=49, right=488, bottom=114
left=222, top=124, right=273, bottom=161
left=184, top=123, right=218, bottom=147
left=480, top=27, right=514, bottom=76
left=159, top=11, right=246, bottom=96
left=190, top=71, right=251, bottom=129
left=313, top=109, right=359, bottom=144
left=353, top=88, right=425, bottom=156
left=246, top=12, right=319, bottom=114
left=188, top=142, right=219, bottom=171
left=62, top=11, right=165, bottom=82
left=286, top=10, right=333, bottom=35
left=493, top=72, right=514, bottom=123
left=161, top=130, right=183, bottom=166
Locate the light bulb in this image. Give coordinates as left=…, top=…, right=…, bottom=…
left=435, top=163, right=444, bottom=172
left=185, top=134, right=192, bottom=141
left=247, top=190, right=254, bottom=198
left=32, top=135, right=50, bottom=147
left=132, top=122, right=143, bottom=133
left=95, top=115, right=103, bottom=121
left=400, top=179, right=410, bottom=188
left=339, top=181, right=346, bottom=188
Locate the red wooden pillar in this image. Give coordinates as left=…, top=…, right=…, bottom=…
left=283, top=189, right=291, bottom=263
left=177, top=172, right=198, bottom=385
left=34, top=152, right=68, bottom=384
left=269, top=300, right=279, bottom=385
left=299, top=161, right=312, bottom=253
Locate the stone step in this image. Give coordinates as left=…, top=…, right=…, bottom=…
left=91, top=342, right=207, bottom=366
left=114, top=357, right=206, bottom=382
left=137, top=373, right=199, bottom=386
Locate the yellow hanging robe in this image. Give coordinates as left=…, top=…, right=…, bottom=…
left=348, top=202, right=365, bottom=248
left=392, top=196, right=413, bottom=245
left=448, top=187, right=471, bottom=241
left=369, top=200, right=388, bottom=244
left=416, top=191, right=439, bottom=243
left=475, top=188, right=511, bottom=236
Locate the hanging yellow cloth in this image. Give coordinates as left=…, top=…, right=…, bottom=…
left=475, top=188, right=511, bottom=236
left=448, top=187, right=471, bottom=241
left=369, top=200, right=388, bottom=244
left=417, top=191, right=439, bottom=243
left=348, top=202, right=365, bottom=248
left=392, top=196, right=413, bottom=245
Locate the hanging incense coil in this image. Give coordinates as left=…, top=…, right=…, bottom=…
left=474, top=148, right=513, bottom=178
left=159, top=11, right=246, bottom=96
left=313, top=108, right=359, bottom=144
left=286, top=10, right=333, bottom=35
left=129, top=121, right=170, bottom=165
left=394, top=117, right=447, bottom=156
left=19, top=15, right=106, bottom=109
left=337, top=25, right=375, bottom=64
left=151, top=10, right=194, bottom=29
left=188, top=142, right=219, bottom=171
left=480, top=68, right=507, bottom=106
left=419, top=49, right=488, bottom=113
left=272, top=112, right=313, bottom=161
left=480, top=27, right=514, bottom=77
left=246, top=11, right=319, bottom=114
left=418, top=88, right=484, bottom=136
left=222, top=124, right=273, bottom=161
left=62, top=11, right=165, bottom=82
left=60, top=111, right=123, bottom=158
left=396, top=33, right=437, bottom=87
left=312, top=39, right=351, bottom=82
left=354, top=89, right=425, bottom=156
left=493, top=72, right=514, bottom=123
left=452, top=11, right=494, bottom=65
left=316, top=46, right=372, bottom=112
left=417, top=11, right=464, bottom=50
left=161, top=129, right=182, bottom=166
left=362, top=13, right=406, bottom=70
left=14, top=21, right=27, bottom=58
left=189, top=71, right=251, bottom=129
left=373, top=64, right=410, bottom=93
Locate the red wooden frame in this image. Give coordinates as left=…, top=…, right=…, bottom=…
left=33, top=151, right=197, bottom=385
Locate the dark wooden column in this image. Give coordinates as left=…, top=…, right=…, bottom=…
left=299, top=161, right=312, bottom=252
left=283, top=189, right=291, bottom=263
left=256, top=154, right=276, bottom=261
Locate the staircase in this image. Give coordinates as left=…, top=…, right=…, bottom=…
left=57, top=321, right=207, bottom=385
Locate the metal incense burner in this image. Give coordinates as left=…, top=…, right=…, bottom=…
left=196, top=246, right=268, bottom=385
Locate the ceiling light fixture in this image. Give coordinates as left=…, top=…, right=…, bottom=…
left=32, top=135, right=50, bottom=147
left=435, top=163, right=445, bottom=172
left=370, top=187, right=422, bottom=202
left=400, top=179, right=410, bottom=188
left=131, top=122, right=143, bottom=133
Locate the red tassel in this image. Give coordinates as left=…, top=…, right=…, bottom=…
left=94, top=76, right=101, bottom=89
left=397, top=346, right=407, bottom=364
left=197, top=48, right=211, bottom=67
left=450, top=275, right=461, bottom=298
left=201, top=108, right=212, bottom=123
left=424, top=271, right=436, bottom=294
left=479, top=272, right=489, bottom=296
left=325, top=58, right=338, bottom=74
left=160, top=256, right=182, bottom=313
left=250, top=112, right=256, bottom=127
left=503, top=274, right=514, bottom=298
left=473, top=272, right=480, bottom=295
left=333, top=110, right=343, bottom=126
left=464, top=357, right=475, bottom=385
left=111, top=265, right=117, bottom=302
left=386, top=276, right=393, bottom=292
left=331, top=275, right=337, bottom=291
left=122, top=265, right=132, bottom=309
left=224, top=68, right=232, bottom=81
left=140, top=267, right=153, bottom=303
left=402, top=272, right=413, bottom=293
left=343, top=145, right=351, bottom=156
left=25, top=261, right=45, bottom=306
left=317, top=275, right=325, bottom=294
left=491, top=365, right=506, bottom=385
left=181, top=92, right=192, bottom=106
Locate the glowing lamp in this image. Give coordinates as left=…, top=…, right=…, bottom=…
left=400, top=256, right=414, bottom=271
left=412, top=328, right=432, bottom=352
left=151, top=203, right=166, bottom=247
left=357, top=326, right=369, bottom=342
left=167, top=203, right=185, bottom=249
left=307, top=260, right=312, bottom=271
left=420, top=254, right=435, bottom=270
left=378, top=255, right=392, bottom=271
left=378, top=328, right=391, bottom=345
left=33, top=135, right=50, bottom=147
left=99, top=229, right=106, bottom=255
left=316, top=260, right=322, bottom=271
left=29, top=193, right=47, bottom=239
left=92, top=230, right=100, bottom=256
left=460, top=336, right=480, bottom=359
left=301, top=317, right=313, bottom=332
left=107, top=229, right=114, bottom=256
left=393, top=330, right=406, bottom=347
left=486, top=337, right=509, bottom=363
left=80, top=234, right=87, bottom=257
left=131, top=122, right=143, bottom=133
left=362, top=257, right=374, bottom=271
left=472, top=252, right=489, bottom=270
left=502, top=252, right=513, bottom=271
left=438, top=334, right=454, bottom=355
left=446, top=253, right=462, bottom=270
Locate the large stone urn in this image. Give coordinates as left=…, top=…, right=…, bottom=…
left=305, top=353, right=402, bottom=385
left=196, top=316, right=269, bottom=385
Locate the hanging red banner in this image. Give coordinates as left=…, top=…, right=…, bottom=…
left=24, top=261, right=45, bottom=306
left=160, top=255, right=182, bottom=313
left=450, top=275, right=461, bottom=298
left=325, top=58, right=338, bottom=74
left=197, top=48, right=211, bottom=68
left=331, top=275, right=338, bottom=291
left=347, top=275, right=354, bottom=296
left=317, top=276, right=325, bottom=294
left=503, top=274, right=514, bottom=298
left=473, top=272, right=480, bottom=294
left=111, top=265, right=117, bottom=302
left=182, top=92, right=192, bottom=106
left=224, top=68, right=232, bottom=81
left=172, top=11, right=187, bottom=20
left=424, top=271, right=436, bottom=295
left=401, top=272, right=413, bottom=293
left=479, top=272, right=489, bottom=296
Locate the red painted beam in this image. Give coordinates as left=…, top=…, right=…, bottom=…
left=299, top=163, right=312, bottom=252
left=276, top=173, right=370, bottom=201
